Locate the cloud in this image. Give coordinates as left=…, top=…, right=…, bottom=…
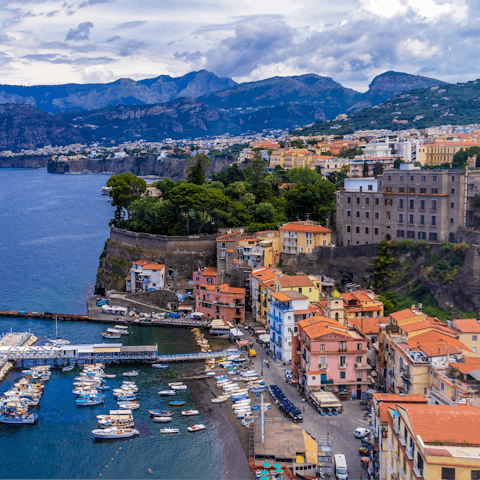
left=65, top=21, right=94, bottom=41
left=114, top=21, right=147, bottom=30
left=105, top=35, right=121, bottom=43
left=78, top=0, right=115, bottom=8
left=82, top=64, right=113, bottom=83
left=118, top=40, right=147, bottom=57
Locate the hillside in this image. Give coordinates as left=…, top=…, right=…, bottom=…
left=0, top=70, right=236, bottom=114
left=295, top=79, right=480, bottom=136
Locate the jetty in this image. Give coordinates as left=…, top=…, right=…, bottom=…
left=0, top=331, right=37, bottom=380
left=155, top=350, right=240, bottom=363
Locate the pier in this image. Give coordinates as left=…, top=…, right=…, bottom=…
left=0, top=331, right=37, bottom=380
left=155, top=350, right=240, bottom=363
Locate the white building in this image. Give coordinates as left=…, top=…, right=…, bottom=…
left=126, top=260, right=165, bottom=293
left=268, top=290, right=310, bottom=363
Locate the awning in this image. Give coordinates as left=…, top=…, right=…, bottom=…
left=191, top=312, right=205, bottom=318
left=258, top=334, right=270, bottom=343
left=178, top=305, right=193, bottom=311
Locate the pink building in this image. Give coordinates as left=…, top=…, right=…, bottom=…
left=195, top=283, right=246, bottom=325
left=292, top=316, right=370, bottom=399
left=193, top=267, right=218, bottom=295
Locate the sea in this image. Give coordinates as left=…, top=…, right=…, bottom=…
left=0, top=169, right=250, bottom=479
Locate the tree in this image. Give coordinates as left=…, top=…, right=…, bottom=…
left=274, top=165, right=290, bottom=182
left=373, top=162, right=384, bottom=178
left=186, top=153, right=210, bottom=185
left=245, top=152, right=267, bottom=184
left=452, top=146, right=480, bottom=169
left=107, top=172, right=147, bottom=222
left=152, top=178, right=176, bottom=199
left=393, top=158, right=404, bottom=169
left=226, top=163, right=245, bottom=183
left=362, top=161, right=369, bottom=177
left=253, top=202, right=276, bottom=223
left=287, top=167, right=321, bottom=185
left=242, top=193, right=256, bottom=212
left=128, top=197, right=178, bottom=235
left=207, top=181, right=225, bottom=192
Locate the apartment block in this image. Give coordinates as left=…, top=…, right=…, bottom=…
left=280, top=220, right=332, bottom=254
left=126, top=260, right=165, bottom=293
left=418, top=141, right=480, bottom=166
left=336, top=170, right=480, bottom=245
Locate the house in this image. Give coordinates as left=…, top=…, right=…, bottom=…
left=250, top=267, right=279, bottom=325
left=126, top=260, right=165, bottom=293
left=292, top=316, right=370, bottom=399
left=268, top=290, right=315, bottom=363
left=193, top=267, right=218, bottom=294
left=386, top=404, right=480, bottom=480
left=279, top=221, right=332, bottom=254
left=237, top=231, right=281, bottom=269
left=450, top=318, right=480, bottom=354
left=275, top=274, right=321, bottom=304
left=195, top=283, right=246, bottom=325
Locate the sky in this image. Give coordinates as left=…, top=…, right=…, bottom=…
left=1, top=0, right=479, bottom=91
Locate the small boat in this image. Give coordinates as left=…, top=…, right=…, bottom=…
left=76, top=396, right=104, bottom=406
left=171, top=385, right=187, bottom=391
left=160, top=428, right=179, bottom=434
left=169, top=401, right=185, bottom=407
left=0, top=412, right=38, bottom=424
left=123, top=371, right=139, bottom=377
left=187, top=424, right=205, bottom=432
left=116, top=395, right=136, bottom=401
left=167, top=382, right=183, bottom=387
left=119, top=403, right=139, bottom=410
left=92, top=427, right=139, bottom=439
left=96, top=385, right=110, bottom=391
left=62, top=366, right=74, bottom=372
left=107, top=328, right=128, bottom=335
left=152, top=364, right=169, bottom=369
left=181, top=410, right=199, bottom=416
left=149, top=410, right=173, bottom=417
left=153, top=416, right=172, bottom=423
left=211, top=396, right=228, bottom=404
left=206, top=371, right=216, bottom=376
left=104, top=374, right=116, bottom=379
left=101, top=332, right=121, bottom=339
left=113, top=325, right=129, bottom=333
left=158, top=390, right=176, bottom=396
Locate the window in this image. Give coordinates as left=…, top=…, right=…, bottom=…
left=420, top=188, right=426, bottom=194
left=340, top=356, right=346, bottom=367
left=410, top=199, right=415, bottom=209
left=347, top=226, right=351, bottom=232
left=319, top=356, right=326, bottom=368
left=356, top=211, right=360, bottom=218
left=433, top=175, right=437, bottom=181
left=357, top=372, right=362, bottom=381
left=410, top=175, right=415, bottom=181
left=388, top=175, right=392, bottom=181
left=473, top=335, right=478, bottom=341
left=375, top=212, right=379, bottom=219
left=422, top=175, right=426, bottom=181
left=365, top=212, right=369, bottom=219
left=432, top=215, right=436, bottom=225
left=357, top=343, right=362, bottom=351
left=196, top=277, right=199, bottom=281
left=298, top=288, right=302, bottom=293
left=347, top=197, right=351, bottom=204
left=451, top=218, right=454, bottom=224
left=441, top=468, right=455, bottom=480
left=386, top=187, right=392, bottom=193
left=375, top=198, right=379, bottom=205
left=451, top=188, right=455, bottom=194
left=420, top=215, right=425, bottom=225
left=340, top=341, right=346, bottom=351
left=452, top=176, right=455, bottom=181
left=420, top=199, right=426, bottom=210
left=221, top=242, right=226, bottom=248
left=399, top=187, right=405, bottom=193
left=409, top=214, right=414, bottom=224
left=432, top=200, right=437, bottom=210
left=397, top=230, right=405, bottom=238
left=432, top=188, right=438, bottom=194
left=399, top=199, right=404, bottom=208
left=430, top=232, right=438, bottom=241
left=347, top=210, right=351, bottom=217
left=451, top=202, right=454, bottom=208
left=356, top=227, right=360, bottom=233
left=407, top=231, right=415, bottom=238
left=399, top=213, right=404, bottom=223
left=471, top=471, right=480, bottom=480
left=366, top=198, right=370, bottom=204
left=356, top=197, right=360, bottom=204
left=340, top=371, right=346, bottom=379
left=365, top=227, right=369, bottom=234
left=320, top=344, right=325, bottom=352
left=418, top=231, right=426, bottom=239
left=400, top=175, right=404, bottom=181
left=409, top=188, right=415, bottom=194
left=368, top=184, right=373, bottom=191
left=374, top=228, right=379, bottom=235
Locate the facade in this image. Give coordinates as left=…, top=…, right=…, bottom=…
left=237, top=231, right=281, bottom=269
left=292, top=316, right=370, bottom=398
left=386, top=404, right=480, bottom=480
left=280, top=220, right=332, bottom=254
left=195, top=283, right=246, bottom=324
left=250, top=267, right=279, bottom=325
left=418, top=141, right=480, bottom=166
left=126, top=260, right=165, bottom=293
left=275, top=274, right=321, bottom=304
left=269, top=290, right=311, bottom=363
left=450, top=318, right=480, bottom=354
left=193, top=267, right=218, bottom=291
left=348, top=157, right=396, bottom=177
left=336, top=170, right=480, bottom=245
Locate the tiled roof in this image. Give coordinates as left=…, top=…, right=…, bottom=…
left=453, top=319, right=480, bottom=333
left=279, top=221, right=332, bottom=234
left=277, top=275, right=314, bottom=288
left=226, top=249, right=234, bottom=253
left=202, top=267, right=218, bottom=277
left=373, top=393, right=428, bottom=403
left=133, top=260, right=150, bottom=266
left=399, top=320, right=432, bottom=333
left=408, top=331, right=471, bottom=354
left=390, top=308, right=424, bottom=323
left=143, top=263, right=165, bottom=271
left=216, top=232, right=239, bottom=241
left=450, top=357, right=480, bottom=374
left=299, top=316, right=351, bottom=340
left=401, top=404, right=480, bottom=445
left=272, top=290, right=308, bottom=301
left=349, top=317, right=381, bottom=335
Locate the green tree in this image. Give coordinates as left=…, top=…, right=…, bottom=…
left=107, top=172, right=147, bottom=223
left=378, top=293, right=395, bottom=316
left=373, top=162, right=384, bottom=178
left=274, top=165, right=290, bottom=182
left=242, top=193, right=256, bottom=212
left=207, top=181, right=225, bottom=192
left=186, top=153, right=210, bottom=185
left=452, top=146, right=480, bottom=169
left=253, top=202, right=276, bottom=223
left=128, top=197, right=178, bottom=235
left=362, top=161, right=369, bottom=177
left=226, top=163, right=245, bottom=183
left=245, top=152, right=267, bottom=184
left=393, top=158, right=404, bottom=169
left=287, top=167, right=321, bottom=185
left=152, top=178, right=176, bottom=199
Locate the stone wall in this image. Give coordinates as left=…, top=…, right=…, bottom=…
left=109, top=290, right=195, bottom=313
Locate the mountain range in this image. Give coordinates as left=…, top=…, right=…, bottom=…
left=0, top=70, right=449, bottom=150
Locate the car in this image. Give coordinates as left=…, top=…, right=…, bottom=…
left=354, top=428, right=370, bottom=438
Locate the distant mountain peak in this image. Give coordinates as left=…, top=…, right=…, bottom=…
left=368, top=71, right=447, bottom=91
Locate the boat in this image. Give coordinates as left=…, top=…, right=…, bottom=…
left=107, top=328, right=128, bottom=335
left=92, top=427, right=139, bottom=439
left=153, top=416, right=172, bottom=423
left=101, top=332, right=121, bottom=339
left=0, top=412, right=38, bottom=424
left=241, top=370, right=258, bottom=377
left=181, top=410, right=199, bottom=416
left=169, top=401, right=186, bottom=406
left=149, top=410, right=173, bottom=417
left=187, top=424, right=206, bottom=432
left=171, top=385, right=188, bottom=391
left=97, top=410, right=132, bottom=420
left=118, top=403, right=139, bottom=410
left=114, top=325, right=129, bottom=331
left=104, top=374, right=116, bottom=379
left=211, top=396, right=229, bottom=404
left=167, top=382, right=184, bottom=387
left=160, top=428, right=179, bottom=434
left=206, top=371, right=216, bottom=377
left=123, top=371, right=139, bottom=377
left=116, top=395, right=136, bottom=401
left=76, top=396, right=104, bottom=406
left=101, top=185, right=113, bottom=196
left=158, top=390, right=176, bottom=396
left=62, top=366, right=74, bottom=372
left=152, top=364, right=169, bottom=369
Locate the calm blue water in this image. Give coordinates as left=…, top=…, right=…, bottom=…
left=0, top=170, right=250, bottom=479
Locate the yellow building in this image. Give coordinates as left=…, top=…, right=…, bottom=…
left=418, top=142, right=480, bottom=166
left=274, top=274, right=321, bottom=304
left=279, top=221, right=332, bottom=254
left=386, top=404, right=480, bottom=480
left=250, top=267, right=279, bottom=325
left=451, top=319, right=480, bottom=355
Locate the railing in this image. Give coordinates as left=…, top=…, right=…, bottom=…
left=397, top=464, right=406, bottom=479
left=399, top=434, right=406, bottom=447
left=413, top=462, right=423, bottom=478
left=406, top=446, right=414, bottom=460
left=387, top=463, right=394, bottom=475
left=387, top=439, right=394, bottom=451
left=393, top=422, right=399, bottom=434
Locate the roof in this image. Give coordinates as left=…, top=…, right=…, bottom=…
left=408, top=331, right=472, bottom=354
left=217, top=232, right=240, bottom=241
left=400, top=404, right=480, bottom=446
left=450, top=357, right=480, bottom=375
left=132, top=260, right=150, bottom=266
left=299, top=316, right=352, bottom=340
left=389, top=308, right=425, bottom=323
left=201, top=267, right=217, bottom=277
left=272, top=290, right=308, bottom=301
left=142, top=263, right=165, bottom=271
left=453, top=319, right=480, bottom=333
left=349, top=317, right=381, bottom=335
left=373, top=393, right=428, bottom=403
left=279, top=221, right=332, bottom=234
left=277, top=275, right=314, bottom=288
left=226, top=249, right=234, bottom=253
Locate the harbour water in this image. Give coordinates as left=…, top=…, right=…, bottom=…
left=0, top=169, right=250, bottom=479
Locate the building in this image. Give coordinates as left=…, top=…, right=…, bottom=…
left=275, top=274, right=321, bottom=304
left=314, top=156, right=349, bottom=177
left=449, top=318, right=480, bottom=354
left=336, top=170, right=480, bottom=245
left=126, top=260, right=165, bottom=293
left=418, top=141, right=480, bottom=166
left=386, top=404, right=480, bottom=480
left=348, top=157, right=396, bottom=177
left=195, top=283, right=246, bottom=325
left=250, top=267, right=279, bottom=325
left=292, top=316, right=370, bottom=398
left=269, top=290, right=313, bottom=363
left=237, top=231, right=281, bottom=269
left=280, top=221, right=332, bottom=254
left=193, top=267, right=218, bottom=292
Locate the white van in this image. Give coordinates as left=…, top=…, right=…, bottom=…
left=334, top=454, right=348, bottom=480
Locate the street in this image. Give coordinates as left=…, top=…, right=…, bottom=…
left=242, top=326, right=372, bottom=480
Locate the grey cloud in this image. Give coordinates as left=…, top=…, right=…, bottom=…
left=166, top=41, right=175, bottom=46
left=118, top=40, right=147, bottom=57
left=40, top=41, right=98, bottom=52
left=66, top=21, right=94, bottom=41
left=46, top=10, right=58, bottom=17
left=78, top=0, right=115, bottom=8
left=459, top=29, right=480, bottom=37
left=21, top=53, right=115, bottom=65
left=22, top=54, right=59, bottom=61
left=105, top=35, right=121, bottom=43
left=114, top=21, right=147, bottom=30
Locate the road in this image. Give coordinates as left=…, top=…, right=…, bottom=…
left=241, top=325, right=372, bottom=480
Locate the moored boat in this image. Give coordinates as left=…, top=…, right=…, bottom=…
left=101, top=332, right=121, bottom=339
left=181, top=410, right=199, bottom=416
left=158, top=390, right=176, bottom=396
left=160, top=428, right=179, bottom=434
left=187, top=424, right=205, bottom=432
left=149, top=410, right=173, bottom=417
left=118, top=402, right=139, bottom=410
left=169, top=400, right=185, bottom=406
left=92, top=427, right=139, bottom=439
left=152, top=364, right=169, bottom=369
left=211, top=396, right=229, bottom=404
left=76, top=396, right=104, bottom=406
left=171, top=385, right=187, bottom=391
left=153, top=416, right=172, bottom=423
left=62, top=366, right=74, bottom=372
left=123, top=371, right=139, bottom=377
left=0, top=412, right=38, bottom=424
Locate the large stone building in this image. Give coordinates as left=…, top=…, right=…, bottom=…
left=336, top=170, right=480, bottom=245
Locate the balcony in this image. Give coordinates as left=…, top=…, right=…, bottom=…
left=339, top=362, right=347, bottom=369
left=355, top=362, right=369, bottom=369
left=387, top=439, right=394, bottom=451
left=413, top=463, right=423, bottom=478
left=397, top=464, right=406, bottom=479
left=393, top=422, right=399, bottom=435
left=321, top=378, right=334, bottom=385
left=406, top=446, right=414, bottom=461
left=399, top=434, right=406, bottom=447
left=296, top=348, right=301, bottom=355
left=387, top=463, right=394, bottom=475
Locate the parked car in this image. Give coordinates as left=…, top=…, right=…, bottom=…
left=354, top=428, right=370, bottom=438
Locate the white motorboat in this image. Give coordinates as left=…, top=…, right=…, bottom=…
left=104, top=374, right=116, bottom=379
left=181, top=410, right=199, bottom=416
left=241, top=370, right=258, bottom=377
left=160, top=428, right=179, bottom=434
left=92, top=427, right=139, bottom=439
left=118, top=403, right=139, bottom=410
left=123, top=371, right=139, bottom=377
left=153, top=416, right=172, bottom=423
left=206, top=371, right=216, bottom=376
left=167, top=382, right=184, bottom=387
left=107, top=328, right=128, bottom=335
left=62, top=366, right=74, bottom=372
left=158, top=390, right=176, bottom=396
left=152, top=364, right=169, bottom=369
left=211, top=396, right=229, bottom=404
left=187, top=424, right=205, bottom=432
left=101, top=332, right=121, bottom=339
left=171, top=385, right=188, bottom=391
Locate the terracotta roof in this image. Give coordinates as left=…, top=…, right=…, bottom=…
left=277, top=275, right=314, bottom=288
left=408, top=331, right=471, bottom=354
left=399, top=320, right=432, bottom=333
left=133, top=260, right=150, bottom=266
left=299, top=316, right=351, bottom=340
left=272, top=290, right=308, bottom=301
left=450, top=357, right=480, bottom=374
left=293, top=309, right=312, bottom=315
left=279, top=221, right=332, bottom=234
left=217, top=232, right=239, bottom=240
left=226, top=249, right=234, bottom=253
left=390, top=308, right=424, bottom=323
left=143, top=263, right=165, bottom=271
left=454, top=319, right=480, bottom=333
left=202, top=267, right=217, bottom=277
left=373, top=393, right=428, bottom=403
left=400, top=404, right=480, bottom=445
left=272, top=292, right=293, bottom=302
left=378, top=403, right=393, bottom=423
left=349, top=317, right=381, bottom=335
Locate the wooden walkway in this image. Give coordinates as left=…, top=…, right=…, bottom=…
left=156, top=350, right=240, bottom=363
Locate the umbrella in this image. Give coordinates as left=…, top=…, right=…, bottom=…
left=260, top=477, right=269, bottom=480
left=275, top=469, right=284, bottom=473
left=273, top=463, right=281, bottom=468
left=262, top=463, right=271, bottom=468
left=261, top=471, right=269, bottom=475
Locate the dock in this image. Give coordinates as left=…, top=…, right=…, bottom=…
left=155, top=350, right=240, bottom=363
left=0, top=331, right=37, bottom=380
